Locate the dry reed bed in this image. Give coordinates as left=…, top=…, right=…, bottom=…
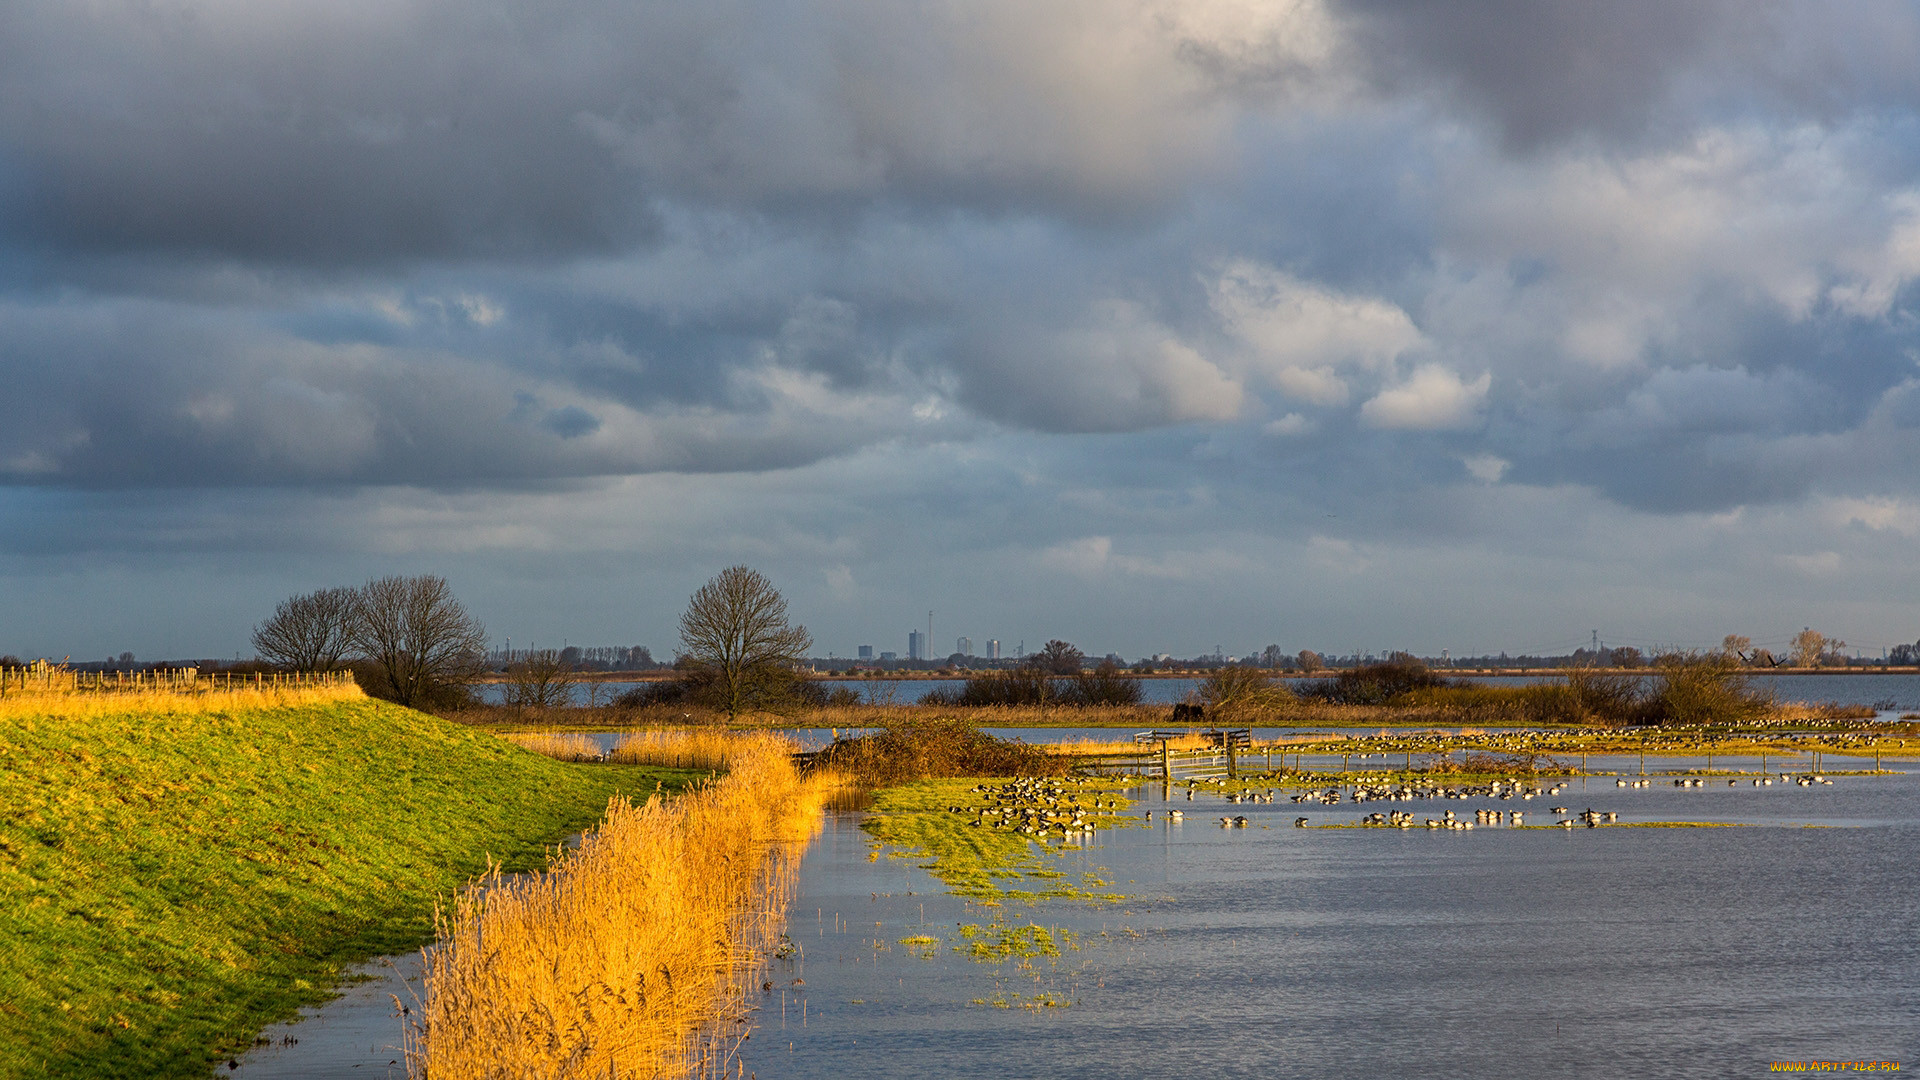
left=499, top=730, right=770, bottom=770
left=410, top=733, right=840, bottom=1080
left=499, top=731, right=604, bottom=762
left=0, top=682, right=366, bottom=721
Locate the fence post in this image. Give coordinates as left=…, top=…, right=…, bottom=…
left=1160, top=739, right=1171, bottom=783
left=1226, top=738, right=1237, bottom=781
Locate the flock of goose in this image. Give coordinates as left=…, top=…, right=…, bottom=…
left=939, top=766, right=1849, bottom=845
left=953, top=776, right=1120, bottom=842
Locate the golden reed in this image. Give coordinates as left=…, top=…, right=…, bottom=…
left=409, top=733, right=841, bottom=1079
left=500, top=729, right=769, bottom=769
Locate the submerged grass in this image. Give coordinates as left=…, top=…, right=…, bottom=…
left=410, top=734, right=844, bottom=1080
left=861, top=778, right=1132, bottom=903
left=0, top=687, right=699, bottom=1080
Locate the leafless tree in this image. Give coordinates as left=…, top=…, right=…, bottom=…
left=352, top=575, right=487, bottom=707
left=504, top=649, right=577, bottom=710
left=1790, top=628, right=1829, bottom=668
left=1722, top=634, right=1753, bottom=662
left=1296, top=650, right=1324, bottom=674
left=677, top=566, right=812, bottom=721
left=252, top=586, right=361, bottom=672
left=1030, top=639, right=1084, bottom=675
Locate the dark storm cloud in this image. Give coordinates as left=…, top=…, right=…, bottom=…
left=1335, top=0, right=1920, bottom=149
left=1335, top=0, right=1740, bottom=147
left=0, top=0, right=1918, bottom=544
left=0, top=0, right=1318, bottom=267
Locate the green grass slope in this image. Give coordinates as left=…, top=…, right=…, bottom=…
left=0, top=695, right=695, bottom=1078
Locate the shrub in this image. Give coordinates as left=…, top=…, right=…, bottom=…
left=1065, top=660, right=1143, bottom=706
left=808, top=718, right=1066, bottom=785
left=1300, top=660, right=1452, bottom=705
left=1196, top=665, right=1293, bottom=720
left=1634, top=651, right=1773, bottom=726
left=947, top=668, right=1054, bottom=706
left=1563, top=667, right=1641, bottom=725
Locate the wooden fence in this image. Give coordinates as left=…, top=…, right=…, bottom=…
left=0, top=664, right=355, bottom=696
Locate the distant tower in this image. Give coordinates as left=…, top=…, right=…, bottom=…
left=987, top=639, right=1000, bottom=660
left=857, top=645, right=873, bottom=661
left=907, top=630, right=924, bottom=661
left=958, top=636, right=972, bottom=656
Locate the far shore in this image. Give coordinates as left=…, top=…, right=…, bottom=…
left=470, top=665, right=1920, bottom=684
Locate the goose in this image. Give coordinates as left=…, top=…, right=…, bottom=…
left=1294, top=816, right=1309, bottom=827
left=1550, top=806, right=1569, bottom=815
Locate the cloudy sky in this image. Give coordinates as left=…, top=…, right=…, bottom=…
left=4, top=0, right=1920, bottom=663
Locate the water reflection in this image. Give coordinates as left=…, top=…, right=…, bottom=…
left=751, top=771, right=1919, bottom=1079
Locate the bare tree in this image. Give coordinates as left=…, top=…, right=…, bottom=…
left=352, top=575, right=487, bottom=707
left=1296, top=650, right=1324, bottom=674
left=504, top=649, right=577, bottom=710
left=1790, top=628, right=1828, bottom=668
left=252, top=586, right=360, bottom=672
left=1722, top=634, right=1753, bottom=662
left=677, top=566, right=813, bottom=721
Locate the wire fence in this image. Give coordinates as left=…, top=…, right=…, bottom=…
left=0, top=663, right=356, bottom=696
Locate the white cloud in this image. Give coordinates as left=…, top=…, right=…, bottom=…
left=1360, top=365, right=1491, bottom=431
left=1041, top=535, right=1116, bottom=577
left=1462, top=453, right=1509, bottom=483
left=1826, top=496, right=1920, bottom=537
left=1304, top=535, right=1369, bottom=576
left=824, top=564, right=856, bottom=596
left=1828, top=192, right=1920, bottom=318
left=1263, top=413, right=1313, bottom=436
left=1780, top=551, right=1842, bottom=576
left=1209, top=260, right=1423, bottom=406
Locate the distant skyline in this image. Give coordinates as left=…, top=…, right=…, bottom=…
left=4, top=1, right=1920, bottom=662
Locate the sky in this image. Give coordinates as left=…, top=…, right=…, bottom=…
left=4, top=0, right=1920, bottom=664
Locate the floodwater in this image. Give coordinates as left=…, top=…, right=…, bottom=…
left=227, top=955, right=418, bottom=1078
left=231, top=763, right=1919, bottom=1078
left=749, top=769, right=1919, bottom=1080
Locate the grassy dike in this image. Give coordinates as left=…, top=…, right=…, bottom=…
left=0, top=689, right=699, bottom=1079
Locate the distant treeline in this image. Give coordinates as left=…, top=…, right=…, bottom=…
left=485, top=646, right=665, bottom=672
